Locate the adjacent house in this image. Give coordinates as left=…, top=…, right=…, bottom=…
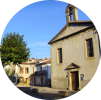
left=15, top=58, right=37, bottom=84
left=4, top=58, right=51, bottom=86
left=30, top=58, right=51, bottom=87
left=48, top=4, right=100, bottom=91
left=36, top=58, right=51, bottom=80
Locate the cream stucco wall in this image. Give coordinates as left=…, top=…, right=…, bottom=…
left=16, top=64, right=35, bottom=79
left=50, top=28, right=100, bottom=90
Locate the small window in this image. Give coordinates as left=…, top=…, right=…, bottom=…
left=57, top=48, right=63, bottom=63
left=33, top=68, right=34, bottom=73
left=20, top=67, right=24, bottom=74
left=25, top=68, right=29, bottom=74
left=86, top=38, right=94, bottom=57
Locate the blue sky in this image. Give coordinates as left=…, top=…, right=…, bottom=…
left=3, top=0, right=89, bottom=58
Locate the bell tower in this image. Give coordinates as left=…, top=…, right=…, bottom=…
left=66, top=4, right=78, bottom=23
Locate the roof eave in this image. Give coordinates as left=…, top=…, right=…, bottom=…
left=48, top=25, right=94, bottom=44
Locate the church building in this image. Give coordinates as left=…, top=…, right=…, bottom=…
left=48, top=4, right=100, bottom=91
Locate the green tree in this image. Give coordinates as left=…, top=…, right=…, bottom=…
left=0, top=32, right=30, bottom=65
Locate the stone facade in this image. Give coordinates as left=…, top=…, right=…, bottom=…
left=48, top=5, right=100, bottom=90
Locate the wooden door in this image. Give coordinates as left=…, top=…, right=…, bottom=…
left=71, top=71, right=79, bottom=90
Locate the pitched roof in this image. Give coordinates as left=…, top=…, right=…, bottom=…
left=48, top=21, right=94, bottom=44
left=68, top=20, right=93, bottom=25
left=21, top=62, right=36, bottom=65
left=36, top=59, right=51, bottom=66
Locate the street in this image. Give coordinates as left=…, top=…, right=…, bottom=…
left=18, top=87, right=77, bottom=100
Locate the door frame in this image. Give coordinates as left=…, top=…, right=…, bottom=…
left=69, top=71, right=79, bottom=91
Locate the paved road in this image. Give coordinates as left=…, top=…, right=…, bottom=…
left=18, top=87, right=68, bottom=100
